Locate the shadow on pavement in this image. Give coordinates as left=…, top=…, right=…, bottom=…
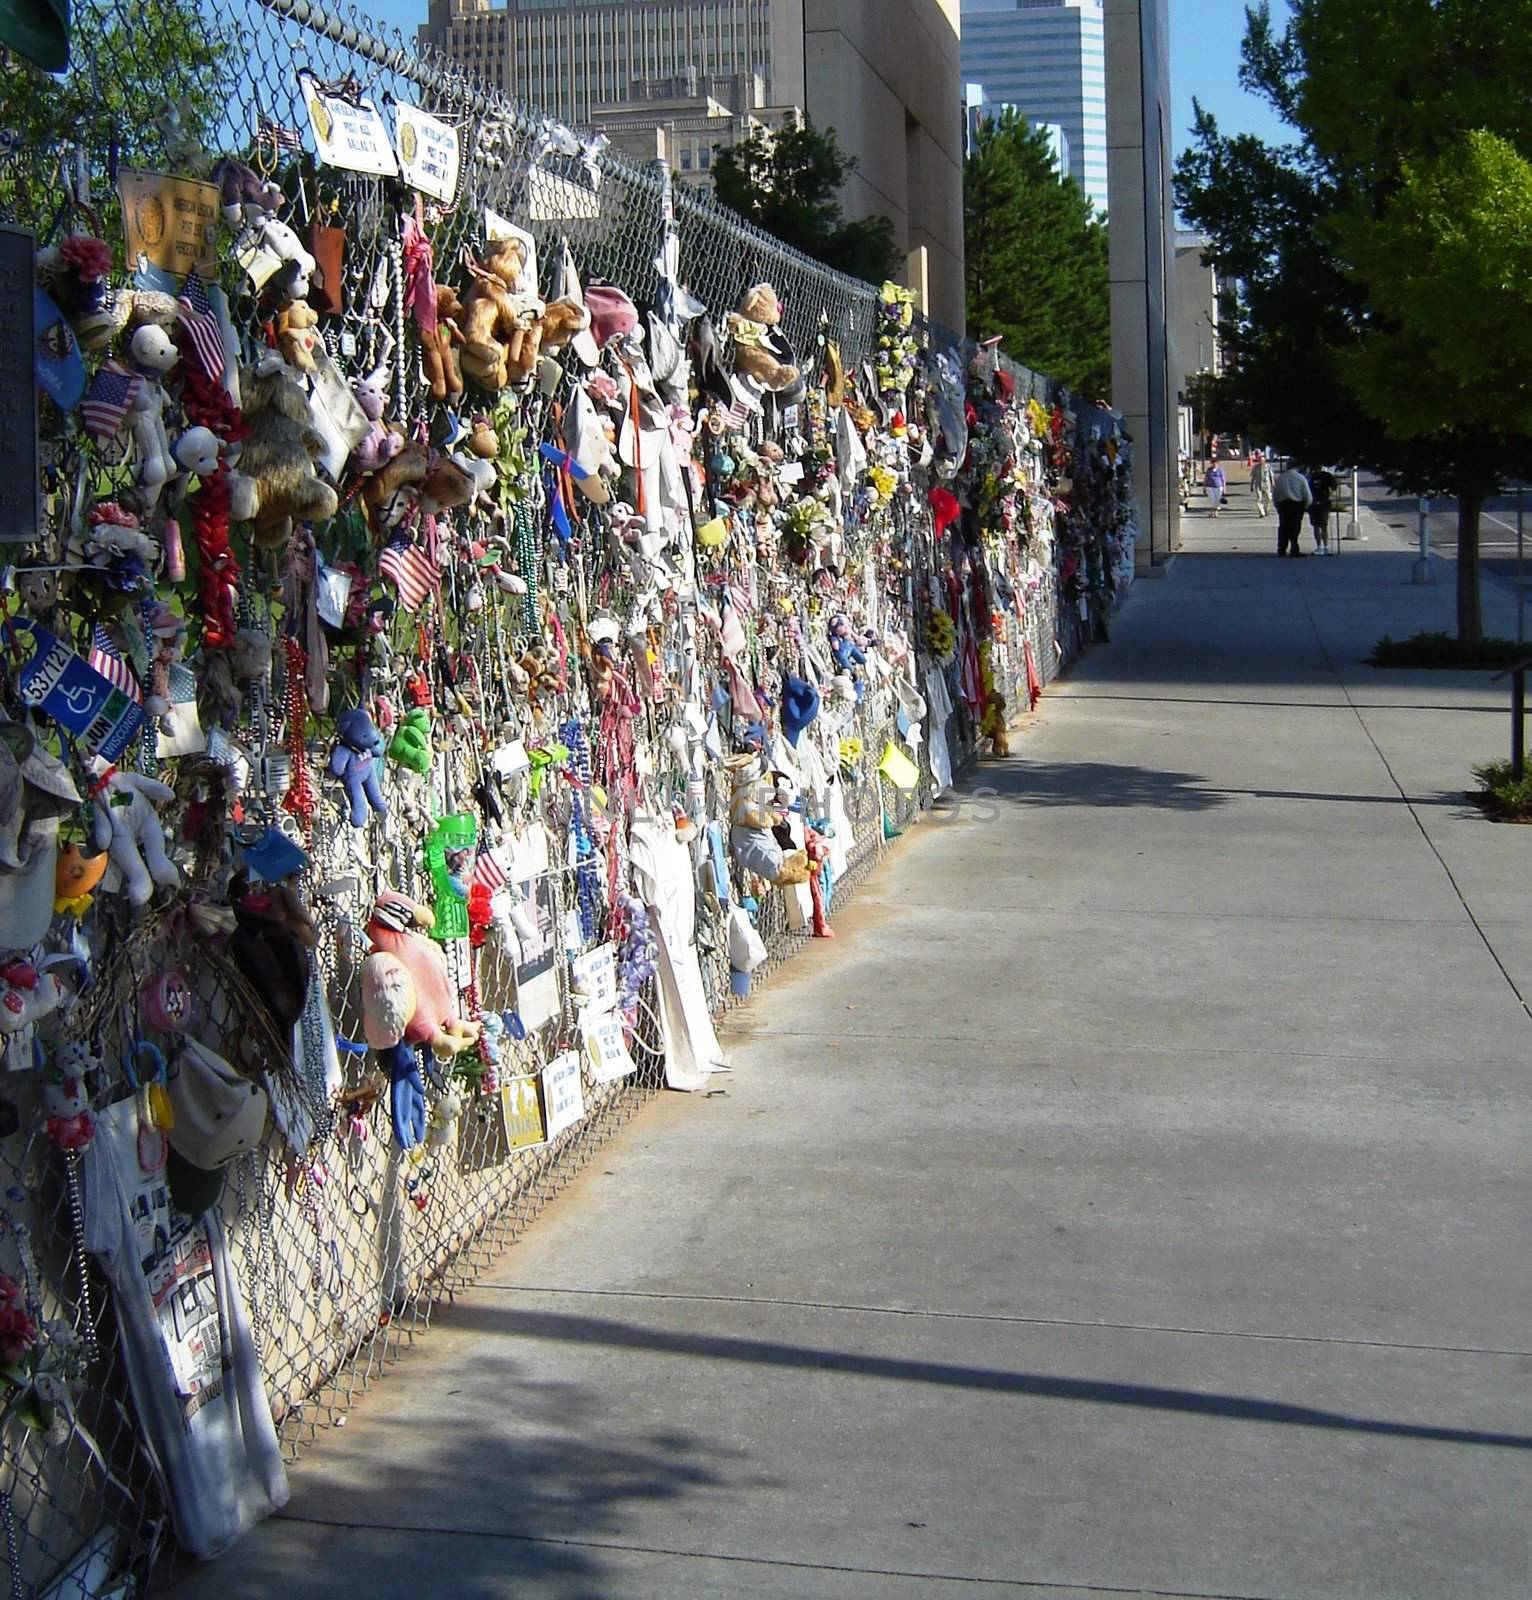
left=446, top=1303, right=1532, bottom=1455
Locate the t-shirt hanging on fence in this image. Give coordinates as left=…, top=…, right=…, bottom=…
left=629, top=813, right=728, bottom=1091
left=83, top=1099, right=289, bottom=1558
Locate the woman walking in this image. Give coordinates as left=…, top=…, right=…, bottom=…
left=1204, top=461, right=1227, bottom=518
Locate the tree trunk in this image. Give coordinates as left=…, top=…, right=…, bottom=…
left=1458, top=489, right=1484, bottom=644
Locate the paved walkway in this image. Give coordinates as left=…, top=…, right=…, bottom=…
left=175, top=499, right=1532, bottom=1599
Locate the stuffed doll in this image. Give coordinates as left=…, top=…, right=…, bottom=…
left=0, top=960, right=67, bottom=1040
left=726, top=753, right=810, bottom=886
left=212, top=156, right=283, bottom=227
left=87, top=762, right=181, bottom=907
left=276, top=299, right=320, bottom=374
left=387, top=708, right=432, bottom=775
left=235, top=358, right=340, bottom=547
left=42, top=1039, right=95, bottom=1152
left=329, top=708, right=387, bottom=828
left=228, top=873, right=317, bottom=1036
left=239, top=216, right=316, bottom=299
left=127, top=324, right=180, bottom=507
left=352, top=359, right=403, bottom=472
left=364, top=893, right=481, bottom=1057
left=459, top=239, right=539, bottom=392
left=537, top=296, right=591, bottom=354
left=361, top=892, right=481, bottom=1148
left=362, top=441, right=429, bottom=534
left=420, top=282, right=464, bottom=402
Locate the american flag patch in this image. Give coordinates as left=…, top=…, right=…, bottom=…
left=258, top=115, right=305, bottom=153
left=81, top=360, right=143, bottom=440
left=471, top=846, right=508, bottom=894
left=378, top=538, right=441, bottom=612
left=176, top=270, right=226, bottom=382
left=87, top=625, right=143, bottom=704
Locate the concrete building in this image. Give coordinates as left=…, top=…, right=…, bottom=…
left=592, top=73, right=795, bottom=190
left=960, top=0, right=1109, bottom=215
left=1105, top=0, right=1178, bottom=570
left=1173, top=229, right=1221, bottom=387
left=418, top=0, right=966, bottom=326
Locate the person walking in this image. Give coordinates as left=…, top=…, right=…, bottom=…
left=1272, top=462, right=1313, bottom=557
left=1308, top=467, right=1337, bottom=555
left=1204, top=461, right=1227, bottom=518
left=1249, top=452, right=1273, bottom=518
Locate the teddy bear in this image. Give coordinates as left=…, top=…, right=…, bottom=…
left=87, top=761, right=181, bottom=907
left=362, top=440, right=429, bottom=533
left=421, top=282, right=464, bottom=402
left=276, top=298, right=320, bottom=375
left=459, top=239, right=541, bottom=392
left=329, top=707, right=387, bottom=828
left=234, top=357, right=339, bottom=548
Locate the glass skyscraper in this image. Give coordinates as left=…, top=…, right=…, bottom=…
left=960, top=0, right=1108, bottom=216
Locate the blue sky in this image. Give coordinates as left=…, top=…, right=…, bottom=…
left=1170, top=0, right=1294, bottom=154
left=359, top=0, right=1292, bottom=161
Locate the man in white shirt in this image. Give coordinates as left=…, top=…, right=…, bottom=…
left=1272, top=465, right=1313, bottom=557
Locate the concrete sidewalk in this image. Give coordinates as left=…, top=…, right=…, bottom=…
left=174, top=510, right=1532, bottom=1600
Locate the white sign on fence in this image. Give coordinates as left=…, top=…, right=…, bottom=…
left=541, top=1051, right=586, bottom=1141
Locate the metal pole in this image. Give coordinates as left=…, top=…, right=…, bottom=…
left=1514, top=669, right=1525, bottom=781
left=1518, top=483, right=1525, bottom=645
left=1412, top=497, right=1432, bottom=584
left=1345, top=464, right=1362, bottom=540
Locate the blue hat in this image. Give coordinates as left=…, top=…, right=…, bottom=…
left=781, top=674, right=820, bottom=745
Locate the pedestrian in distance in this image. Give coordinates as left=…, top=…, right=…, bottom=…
left=1204, top=461, right=1226, bottom=518
left=1308, top=466, right=1337, bottom=555
left=1272, top=463, right=1312, bottom=556
left=1249, top=452, right=1273, bottom=517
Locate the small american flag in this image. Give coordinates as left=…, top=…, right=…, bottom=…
left=81, top=360, right=143, bottom=441
left=471, top=845, right=507, bottom=894
left=87, top=625, right=143, bottom=704
left=258, top=115, right=305, bottom=153
left=176, top=270, right=226, bottom=382
left=378, top=538, right=441, bottom=612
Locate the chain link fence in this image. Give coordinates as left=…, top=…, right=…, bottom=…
left=0, top=0, right=1135, bottom=1592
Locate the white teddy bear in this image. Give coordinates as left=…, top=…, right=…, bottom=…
left=88, top=761, right=181, bottom=907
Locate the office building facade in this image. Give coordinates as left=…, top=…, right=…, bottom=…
left=419, top=0, right=966, bottom=326
left=1106, top=0, right=1178, bottom=569
left=960, top=0, right=1108, bottom=215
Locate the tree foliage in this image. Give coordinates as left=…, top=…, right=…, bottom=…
left=964, top=112, right=1110, bottom=400
left=0, top=0, right=231, bottom=235
left=1175, top=0, right=1532, bottom=641
left=712, top=118, right=901, bottom=286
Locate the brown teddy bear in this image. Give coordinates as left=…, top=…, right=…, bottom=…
left=537, top=296, right=591, bottom=354
left=362, top=441, right=429, bottom=535
left=235, top=359, right=339, bottom=548
left=276, top=298, right=320, bottom=374
left=422, top=282, right=464, bottom=402
left=460, top=239, right=542, bottom=392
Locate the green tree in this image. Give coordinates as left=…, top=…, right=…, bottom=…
left=1176, top=0, right=1532, bottom=641
left=0, top=0, right=231, bottom=235
left=964, top=112, right=1110, bottom=400
left=712, top=117, right=901, bottom=285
